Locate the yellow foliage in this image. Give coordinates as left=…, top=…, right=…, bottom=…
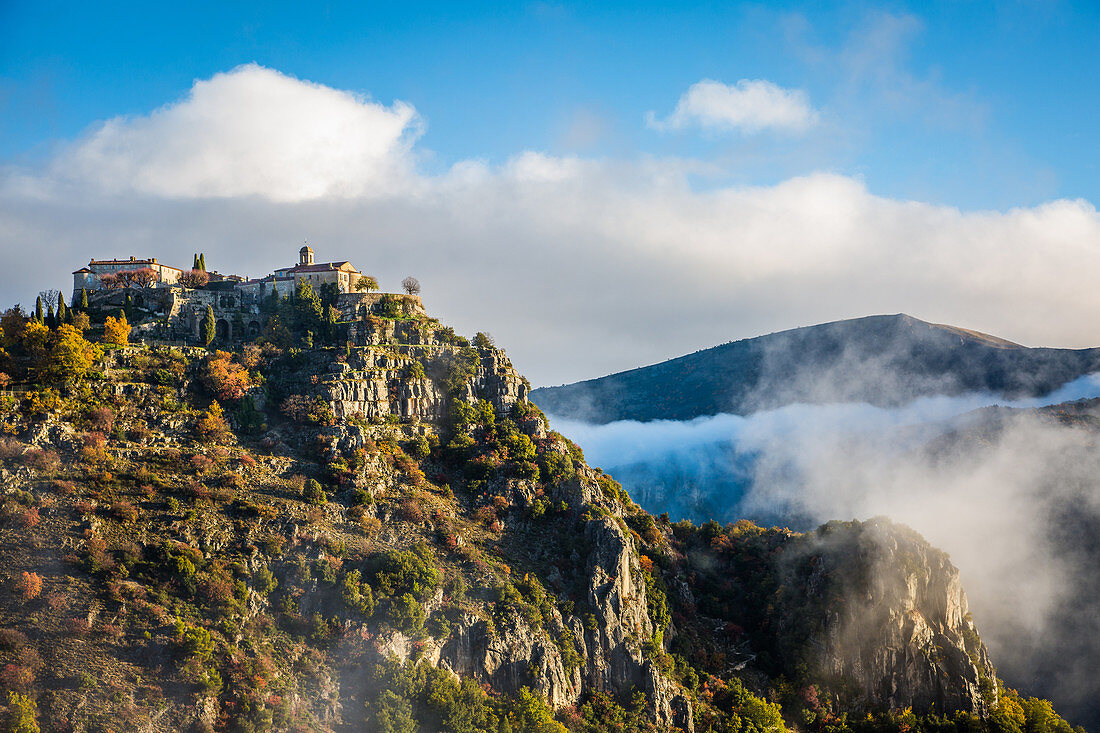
left=103, top=314, right=130, bottom=346
left=196, top=401, right=231, bottom=443
left=5, top=690, right=39, bottom=733
left=41, top=324, right=100, bottom=383
left=21, top=320, right=49, bottom=358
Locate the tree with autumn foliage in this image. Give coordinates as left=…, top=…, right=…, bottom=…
left=203, top=350, right=253, bottom=401
left=103, top=314, right=130, bottom=346
left=5, top=691, right=39, bottom=733
left=46, top=324, right=97, bottom=380
left=14, top=571, right=42, bottom=601
left=196, top=401, right=231, bottom=443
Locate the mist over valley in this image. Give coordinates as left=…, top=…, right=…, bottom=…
left=537, top=315, right=1100, bottom=729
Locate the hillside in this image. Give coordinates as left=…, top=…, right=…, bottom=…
left=530, top=314, right=1100, bottom=423
left=0, top=301, right=1084, bottom=732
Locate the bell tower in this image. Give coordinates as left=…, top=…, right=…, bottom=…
left=299, top=243, right=314, bottom=266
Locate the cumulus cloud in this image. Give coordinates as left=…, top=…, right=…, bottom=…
left=45, top=64, right=423, bottom=201
left=646, top=78, right=819, bottom=133
left=1, top=65, right=1100, bottom=388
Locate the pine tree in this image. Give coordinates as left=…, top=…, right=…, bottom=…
left=79, top=287, right=89, bottom=311
left=201, top=305, right=216, bottom=346
left=35, top=296, right=43, bottom=323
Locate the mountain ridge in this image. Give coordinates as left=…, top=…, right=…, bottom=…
left=531, top=314, right=1100, bottom=424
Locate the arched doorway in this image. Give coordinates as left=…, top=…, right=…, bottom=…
left=216, top=319, right=230, bottom=340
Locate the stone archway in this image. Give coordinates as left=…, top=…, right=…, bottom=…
left=216, top=319, right=230, bottom=340
left=247, top=320, right=261, bottom=337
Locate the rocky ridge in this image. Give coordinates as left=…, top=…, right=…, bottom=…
left=0, top=307, right=1080, bottom=732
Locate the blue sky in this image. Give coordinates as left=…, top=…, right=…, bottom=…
left=2, top=1, right=1100, bottom=385
left=2, top=1, right=1097, bottom=210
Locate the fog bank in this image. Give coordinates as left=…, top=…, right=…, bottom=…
left=549, top=373, right=1100, bottom=726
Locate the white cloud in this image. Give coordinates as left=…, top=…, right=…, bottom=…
left=647, top=78, right=819, bottom=134
left=2, top=66, right=1100, bottom=389
left=48, top=64, right=423, bottom=202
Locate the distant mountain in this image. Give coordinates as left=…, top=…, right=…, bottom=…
left=531, top=314, right=1100, bottom=423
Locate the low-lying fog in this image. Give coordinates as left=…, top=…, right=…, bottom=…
left=548, top=372, right=1100, bottom=726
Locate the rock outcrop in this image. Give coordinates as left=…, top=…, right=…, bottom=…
left=773, top=518, right=996, bottom=716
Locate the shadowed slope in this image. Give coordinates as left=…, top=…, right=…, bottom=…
left=531, top=314, right=1100, bottom=423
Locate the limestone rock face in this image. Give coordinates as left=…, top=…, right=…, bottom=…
left=775, top=518, right=996, bottom=716
left=548, top=472, right=694, bottom=730
left=314, top=338, right=528, bottom=423
left=369, top=465, right=693, bottom=731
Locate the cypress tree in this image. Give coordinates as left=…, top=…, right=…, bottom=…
left=79, top=287, right=89, bottom=311
left=57, top=293, right=68, bottom=325
left=193, top=253, right=200, bottom=270
left=35, top=296, right=44, bottom=323
left=46, top=304, right=55, bottom=329
left=201, top=305, right=216, bottom=346
left=198, top=253, right=207, bottom=271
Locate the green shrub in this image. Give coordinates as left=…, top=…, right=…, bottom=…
left=382, top=593, right=424, bottom=634
left=340, top=570, right=375, bottom=616
left=370, top=546, right=440, bottom=602
left=408, top=435, right=431, bottom=459
left=303, top=479, right=326, bottom=506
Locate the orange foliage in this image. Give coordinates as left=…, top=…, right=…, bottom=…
left=203, top=350, right=253, bottom=401
left=103, top=314, right=130, bottom=345
left=14, top=571, right=42, bottom=601
left=196, top=402, right=231, bottom=443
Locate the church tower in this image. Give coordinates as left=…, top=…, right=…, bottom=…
left=299, top=244, right=314, bottom=266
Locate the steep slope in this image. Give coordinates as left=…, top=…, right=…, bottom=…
left=662, top=517, right=998, bottom=723
left=0, top=307, right=1083, bottom=732
left=531, top=314, right=1100, bottom=423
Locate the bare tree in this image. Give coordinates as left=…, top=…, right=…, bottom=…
left=401, top=276, right=421, bottom=295
left=178, top=270, right=210, bottom=289
left=39, top=290, right=61, bottom=309
left=131, top=268, right=157, bottom=288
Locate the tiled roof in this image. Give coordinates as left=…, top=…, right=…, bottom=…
left=87, top=258, right=183, bottom=273
left=286, top=261, right=357, bottom=273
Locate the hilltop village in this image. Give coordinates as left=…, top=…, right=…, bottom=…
left=67, top=246, right=424, bottom=345
left=0, top=243, right=1085, bottom=733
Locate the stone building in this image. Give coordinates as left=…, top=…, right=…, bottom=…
left=72, top=256, right=182, bottom=298
left=240, top=245, right=363, bottom=298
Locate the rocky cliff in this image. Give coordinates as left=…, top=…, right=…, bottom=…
left=774, top=519, right=995, bottom=715
left=0, top=305, right=1080, bottom=732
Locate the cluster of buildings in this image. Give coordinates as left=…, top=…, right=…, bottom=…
left=68, top=246, right=411, bottom=343
left=72, top=245, right=363, bottom=300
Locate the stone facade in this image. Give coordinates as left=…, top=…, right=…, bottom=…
left=72, top=256, right=182, bottom=297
